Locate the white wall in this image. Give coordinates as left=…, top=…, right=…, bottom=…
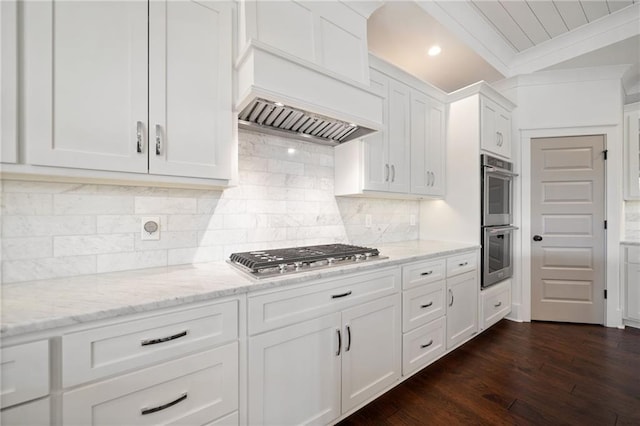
left=496, top=66, right=626, bottom=327
left=0, top=130, right=419, bottom=284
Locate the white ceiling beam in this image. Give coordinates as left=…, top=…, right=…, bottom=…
left=416, top=0, right=517, bottom=77
left=509, top=3, right=640, bottom=76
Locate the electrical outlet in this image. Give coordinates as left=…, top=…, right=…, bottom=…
left=410, top=214, right=416, bottom=226
left=365, top=214, right=372, bottom=228
left=141, top=217, right=160, bottom=241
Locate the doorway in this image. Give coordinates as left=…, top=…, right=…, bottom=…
left=530, top=135, right=606, bottom=324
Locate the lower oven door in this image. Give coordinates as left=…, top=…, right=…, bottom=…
left=482, top=225, right=517, bottom=289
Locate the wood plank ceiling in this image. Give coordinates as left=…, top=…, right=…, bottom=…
left=470, top=0, right=638, bottom=52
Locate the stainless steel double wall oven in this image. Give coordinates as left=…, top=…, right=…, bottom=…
left=481, top=154, right=517, bottom=289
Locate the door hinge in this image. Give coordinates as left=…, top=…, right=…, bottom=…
left=604, top=289, right=607, bottom=299
left=603, top=149, right=608, bottom=160
left=604, top=220, right=608, bottom=230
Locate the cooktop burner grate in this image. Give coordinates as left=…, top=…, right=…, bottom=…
left=229, top=243, right=380, bottom=271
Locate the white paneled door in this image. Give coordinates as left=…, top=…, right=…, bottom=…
left=531, top=135, right=606, bottom=324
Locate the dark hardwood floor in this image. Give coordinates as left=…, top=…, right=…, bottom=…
left=338, top=320, right=640, bottom=426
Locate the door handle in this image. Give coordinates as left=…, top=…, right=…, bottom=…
left=533, top=235, right=543, bottom=242
left=336, top=329, right=342, bottom=356
left=136, top=121, right=143, bottom=153
left=448, top=289, right=454, bottom=307
left=155, top=124, right=162, bottom=155
left=345, top=325, right=351, bottom=352
left=385, top=164, right=389, bottom=182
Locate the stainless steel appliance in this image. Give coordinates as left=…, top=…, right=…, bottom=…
left=482, top=154, right=516, bottom=227
left=481, top=154, right=518, bottom=289
left=482, top=225, right=517, bottom=288
left=228, top=243, right=386, bottom=279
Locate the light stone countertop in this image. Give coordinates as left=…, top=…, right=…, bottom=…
left=0, top=240, right=478, bottom=339
left=621, top=240, right=640, bottom=246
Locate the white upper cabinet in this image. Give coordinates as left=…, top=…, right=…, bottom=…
left=481, top=96, right=512, bottom=159
left=148, top=1, right=232, bottom=179
left=20, top=0, right=233, bottom=182
left=624, top=102, right=640, bottom=200
left=23, top=0, right=148, bottom=174
left=237, top=0, right=370, bottom=85
left=410, top=91, right=445, bottom=197
left=334, top=56, right=446, bottom=199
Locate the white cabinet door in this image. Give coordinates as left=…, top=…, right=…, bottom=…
left=23, top=0, right=148, bottom=173
left=363, top=69, right=389, bottom=192
left=446, top=271, right=478, bottom=349
left=248, top=313, right=342, bottom=426
left=341, top=294, right=401, bottom=413
left=387, top=80, right=411, bottom=193
left=481, top=97, right=511, bottom=159
left=410, top=92, right=445, bottom=197
left=148, top=1, right=232, bottom=180
left=626, top=263, right=640, bottom=322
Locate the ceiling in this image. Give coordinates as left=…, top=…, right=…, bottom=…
left=367, top=1, right=640, bottom=96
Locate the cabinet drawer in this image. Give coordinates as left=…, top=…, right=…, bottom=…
left=402, top=317, right=446, bottom=376
left=1, top=397, right=50, bottom=426
left=402, top=281, right=446, bottom=332
left=248, top=267, right=400, bottom=335
left=207, top=411, right=239, bottom=425
left=1, top=340, right=49, bottom=408
left=446, top=252, right=477, bottom=277
left=627, top=246, right=640, bottom=264
left=482, top=280, right=511, bottom=329
left=62, top=300, right=238, bottom=387
left=402, top=259, right=446, bottom=290
left=63, top=342, right=238, bottom=426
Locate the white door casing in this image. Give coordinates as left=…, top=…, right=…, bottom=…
left=530, top=135, right=606, bottom=324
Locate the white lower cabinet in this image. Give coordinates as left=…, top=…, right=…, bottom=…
left=446, top=270, right=479, bottom=350
left=248, top=293, right=401, bottom=425
left=63, top=343, right=238, bottom=425
left=624, top=245, right=640, bottom=327
left=402, top=317, right=446, bottom=376
left=480, top=279, right=512, bottom=330
left=0, top=397, right=50, bottom=426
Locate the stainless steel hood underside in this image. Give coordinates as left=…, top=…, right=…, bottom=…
left=238, top=98, right=375, bottom=146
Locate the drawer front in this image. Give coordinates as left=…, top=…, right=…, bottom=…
left=63, top=342, right=238, bottom=426
left=627, top=246, right=640, bottom=264
left=402, top=281, right=446, bottom=332
left=402, top=259, right=446, bottom=290
left=63, top=300, right=238, bottom=387
left=446, top=251, right=477, bottom=277
left=1, top=340, right=49, bottom=408
left=1, top=397, right=50, bottom=426
left=248, top=267, right=400, bottom=335
left=482, top=282, right=511, bottom=329
left=402, top=317, right=446, bottom=376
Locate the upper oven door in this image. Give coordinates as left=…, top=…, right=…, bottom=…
left=483, top=167, right=514, bottom=226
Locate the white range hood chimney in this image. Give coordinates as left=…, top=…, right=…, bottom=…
left=234, top=1, right=384, bottom=145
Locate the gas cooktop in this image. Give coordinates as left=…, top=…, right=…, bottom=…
left=228, top=243, right=386, bottom=279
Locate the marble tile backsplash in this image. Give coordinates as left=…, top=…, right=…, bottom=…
left=1, top=130, right=419, bottom=284
left=626, top=201, right=640, bottom=241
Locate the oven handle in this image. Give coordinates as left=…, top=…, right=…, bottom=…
left=483, top=165, right=519, bottom=177
left=487, top=226, right=519, bottom=234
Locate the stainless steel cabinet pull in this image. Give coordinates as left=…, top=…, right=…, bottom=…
left=345, top=325, right=351, bottom=352
left=458, top=261, right=468, bottom=267
left=420, top=271, right=433, bottom=276
left=385, top=164, right=389, bottom=182
left=141, top=393, right=187, bottom=415
left=336, top=329, right=342, bottom=356
left=136, top=121, right=143, bottom=153
left=391, top=164, right=396, bottom=182
left=141, top=330, right=188, bottom=346
left=449, top=289, right=454, bottom=307
left=494, top=301, right=502, bottom=308
left=420, top=301, right=433, bottom=309
left=155, top=124, right=162, bottom=155
left=421, top=340, right=434, bottom=349
left=430, top=172, right=435, bottom=187
left=331, top=290, right=352, bottom=299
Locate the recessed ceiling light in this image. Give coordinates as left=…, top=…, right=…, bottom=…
left=427, top=45, right=441, bottom=57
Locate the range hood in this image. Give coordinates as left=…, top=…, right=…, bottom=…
left=235, top=41, right=383, bottom=146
